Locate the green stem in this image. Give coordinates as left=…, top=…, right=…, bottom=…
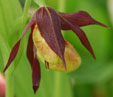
left=34, top=0, right=46, bottom=7
left=6, top=69, right=14, bottom=97
left=54, top=72, right=62, bottom=97
left=5, top=0, right=31, bottom=97
left=23, top=0, right=32, bottom=25
left=54, top=0, right=66, bottom=97
left=58, top=0, right=65, bottom=12
left=58, top=0, right=65, bottom=37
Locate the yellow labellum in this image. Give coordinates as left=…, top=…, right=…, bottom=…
left=33, top=25, right=81, bottom=72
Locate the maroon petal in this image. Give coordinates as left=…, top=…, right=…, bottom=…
left=27, top=24, right=35, bottom=67
left=3, top=14, right=36, bottom=72
left=32, top=57, right=41, bottom=93
left=27, top=27, right=41, bottom=93
left=3, top=40, right=20, bottom=72
left=58, top=11, right=108, bottom=30
left=36, top=7, right=66, bottom=70
left=59, top=15, right=96, bottom=59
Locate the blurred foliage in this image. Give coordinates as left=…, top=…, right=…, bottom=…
left=64, top=0, right=113, bottom=83
left=0, top=0, right=113, bottom=97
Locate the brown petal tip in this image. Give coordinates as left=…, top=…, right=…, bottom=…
left=62, top=60, right=67, bottom=72
left=92, top=53, right=96, bottom=60
left=93, top=20, right=109, bottom=28
left=33, top=85, right=39, bottom=93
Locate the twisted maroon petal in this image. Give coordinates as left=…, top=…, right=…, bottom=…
left=58, top=10, right=108, bottom=30
left=59, top=15, right=96, bottom=59
left=27, top=25, right=41, bottom=93
left=36, top=7, right=66, bottom=70
left=3, top=14, right=36, bottom=72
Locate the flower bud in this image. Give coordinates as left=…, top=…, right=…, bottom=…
left=33, top=25, right=81, bottom=72
left=0, top=73, right=6, bottom=97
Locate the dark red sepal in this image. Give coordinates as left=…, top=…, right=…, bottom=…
left=36, top=7, right=66, bottom=70
left=27, top=26, right=41, bottom=93
left=59, top=15, right=96, bottom=59
left=58, top=11, right=108, bottom=30
left=3, top=14, right=36, bottom=72
left=32, top=57, right=41, bottom=93
left=3, top=40, right=20, bottom=72
left=27, top=24, right=35, bottom=67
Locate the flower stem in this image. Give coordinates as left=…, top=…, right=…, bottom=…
left=58, top=0, right=65, bottom=12
left=54, top=72, right=62, bottom=97
left=33, top=0, right=46, bottom=7
left=58, top=0, right=65, bottom=37
left=54, top=0, right=66, bottom=97
left=6, top=69, right=14, bottom=97
left=23, top=0, right=32, bottom=25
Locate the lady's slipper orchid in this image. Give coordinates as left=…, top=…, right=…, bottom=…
left=3, top=6, right=108, bottom=93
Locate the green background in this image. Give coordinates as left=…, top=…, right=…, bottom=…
left=0, top=0, right=113, bottom=97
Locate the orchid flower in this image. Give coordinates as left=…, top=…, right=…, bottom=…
left=3, top=6, right=108, bottom=93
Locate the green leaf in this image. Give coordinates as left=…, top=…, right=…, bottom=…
left=70, top=61, right=113, bottom=84
left=0, top=0, right=22, bottom=42
left=0, top=0, right=22, bottom=97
